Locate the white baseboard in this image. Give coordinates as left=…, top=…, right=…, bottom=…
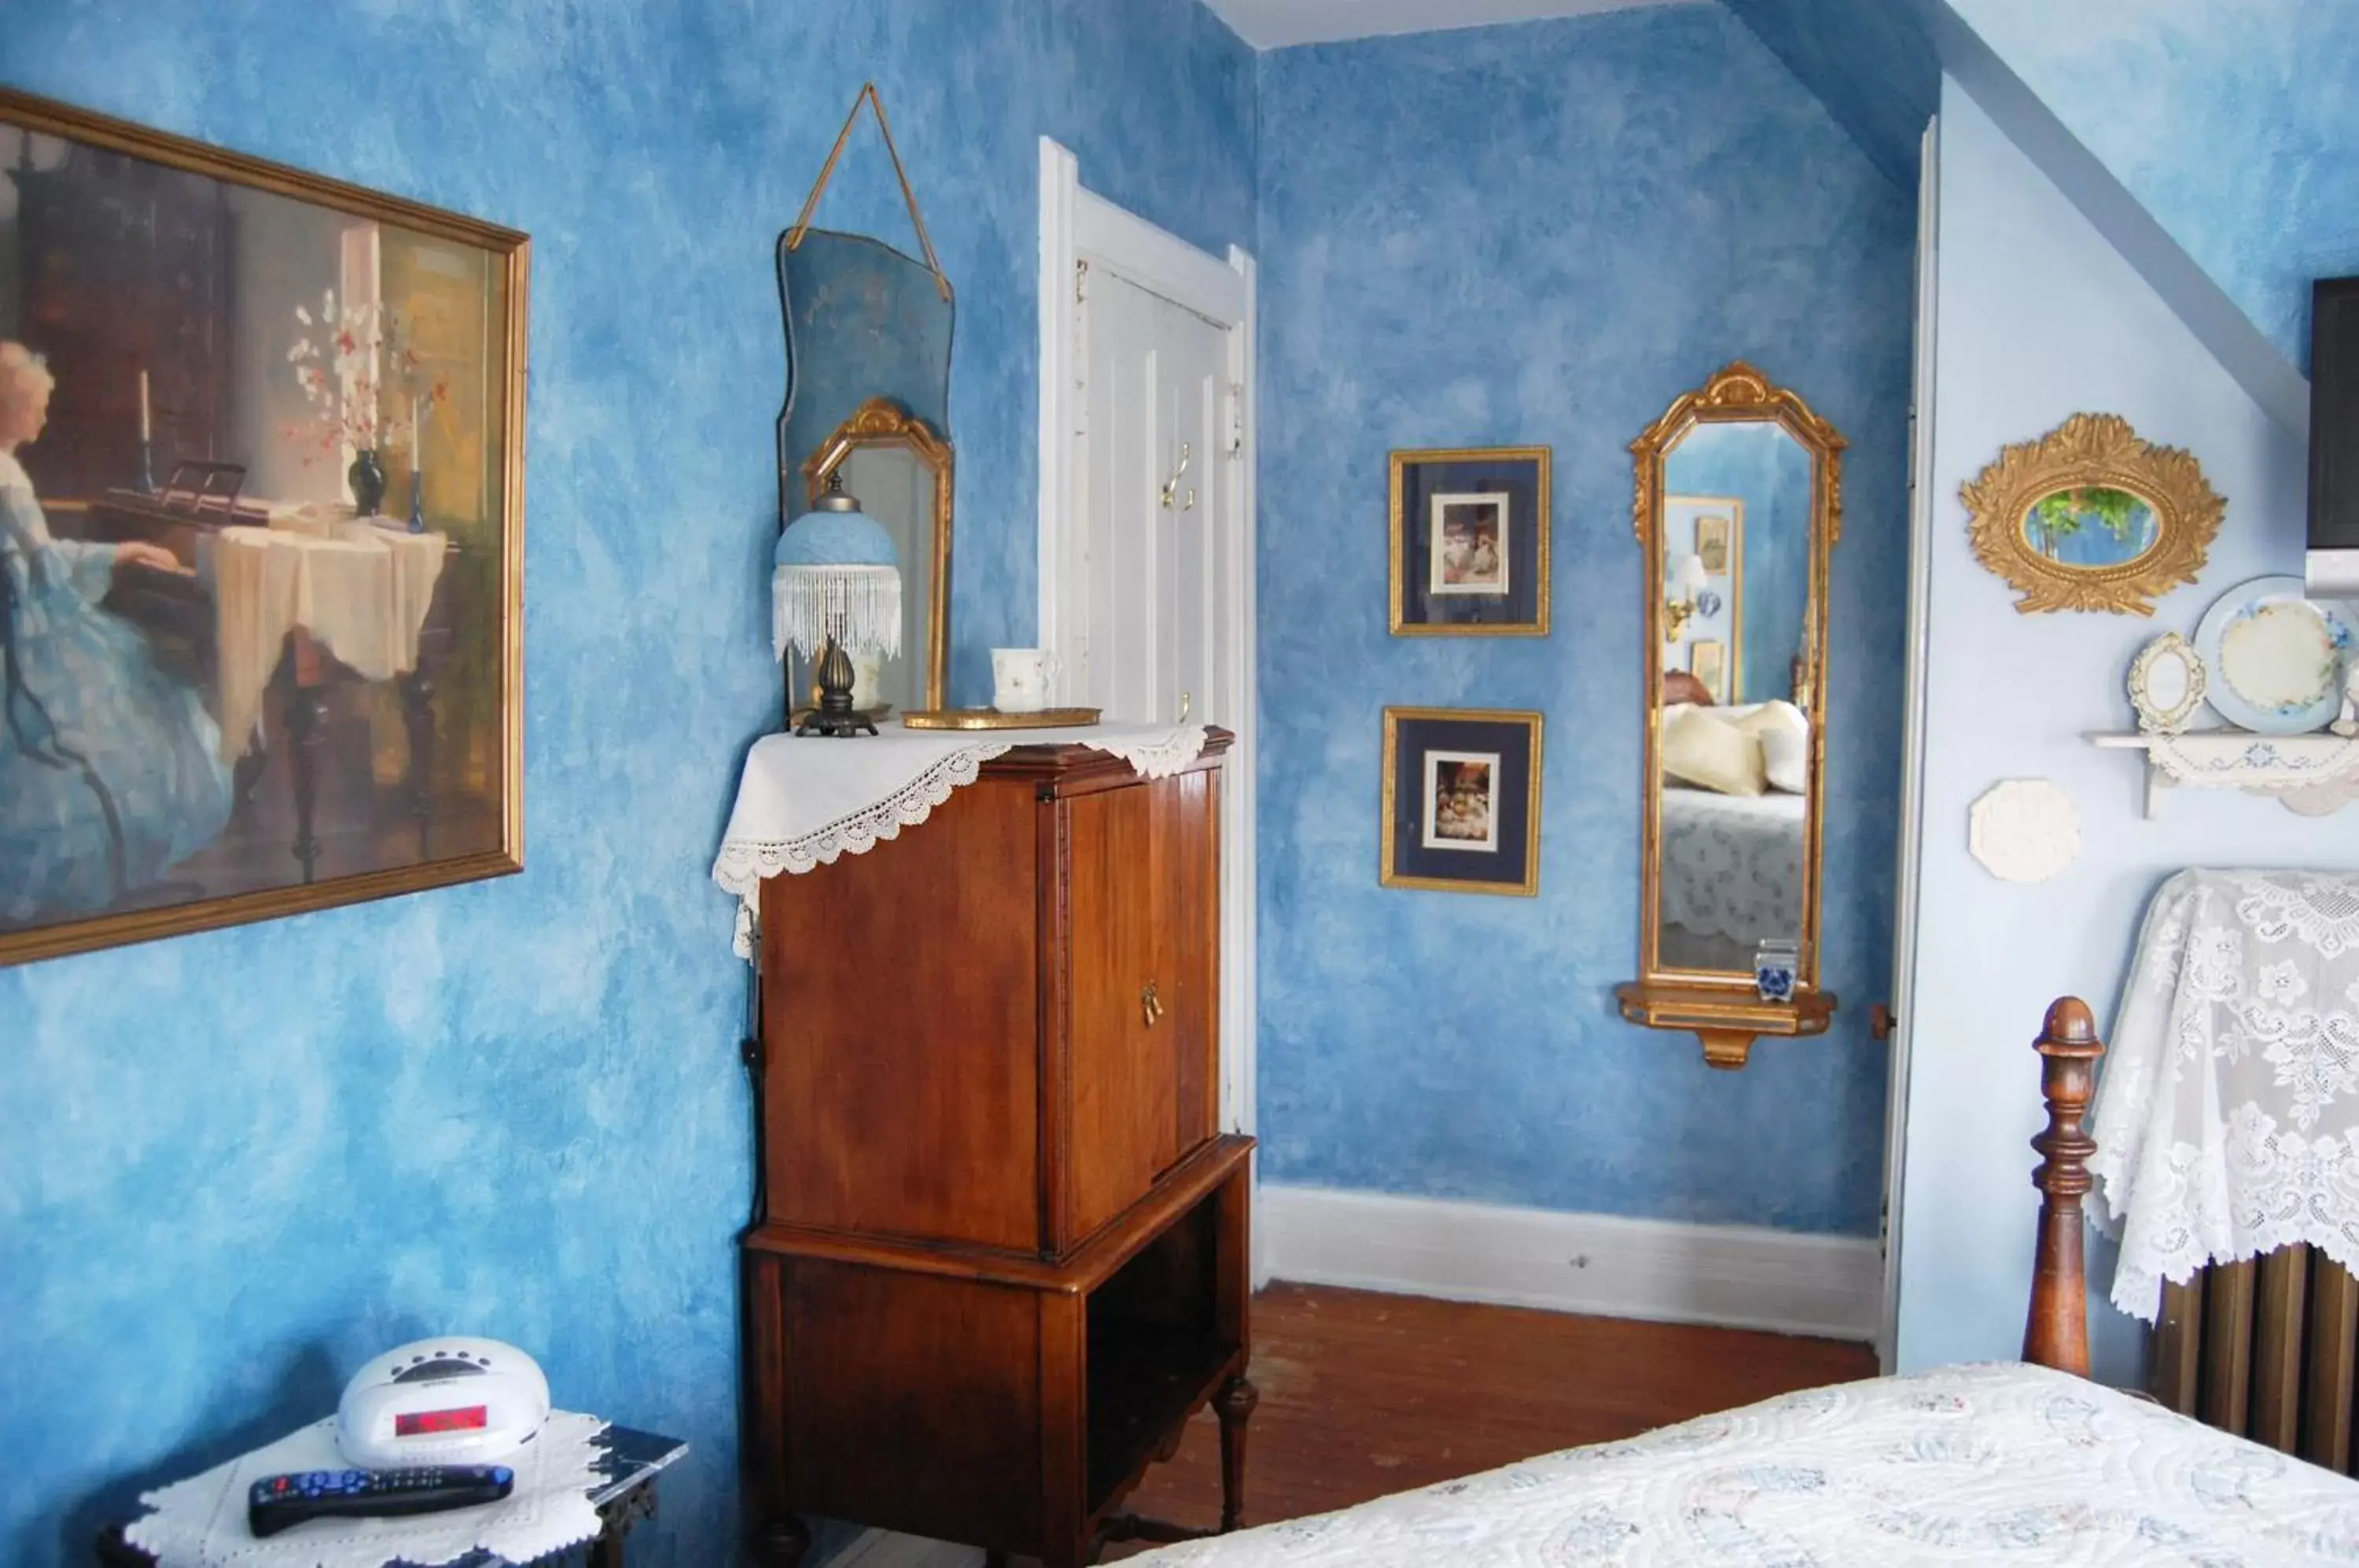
left=1258, top=1184, right=1881, bottom=1342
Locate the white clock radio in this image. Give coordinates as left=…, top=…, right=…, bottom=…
left=335, top=1337, right=550, bottom=1468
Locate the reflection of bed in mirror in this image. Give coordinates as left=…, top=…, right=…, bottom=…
left=1658, top=783, right=1803, bottom=973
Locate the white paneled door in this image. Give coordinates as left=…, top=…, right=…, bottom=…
left=1037, top=138, right=1259, bottom=1158
left=1076, top=270, right=1234, bottom=728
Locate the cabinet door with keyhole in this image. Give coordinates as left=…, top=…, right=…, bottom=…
left=1059, top=774, right=1217, bottom=1250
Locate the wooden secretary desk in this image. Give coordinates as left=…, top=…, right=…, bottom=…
left=743, top=733, right=1256, bottom=1568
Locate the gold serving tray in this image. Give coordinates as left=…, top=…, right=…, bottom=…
left=900, top=707, right=1102, bottom=731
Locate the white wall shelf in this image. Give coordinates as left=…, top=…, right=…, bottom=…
left=2089, top=731, right=2359, bottom=818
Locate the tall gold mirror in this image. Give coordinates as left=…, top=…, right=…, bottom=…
left=1616, top=363, right=1846, bottom=1069
left=799, top=396, right=952, bottom=712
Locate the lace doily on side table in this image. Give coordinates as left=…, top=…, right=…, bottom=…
left=2089, top=869, right=2359, bottom=1322
left=712, top=722, right=1212, bottom=956
left=124, top=1411, right=609, bottom=1568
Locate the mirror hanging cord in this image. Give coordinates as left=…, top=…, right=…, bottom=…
left=787, top=82, right=952, bottom=303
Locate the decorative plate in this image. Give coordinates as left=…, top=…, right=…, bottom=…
left=1969, top=779, right=2082, bottom=885
left=900, top=707, right=1102, bottom=731
left=2126, top=631, right=2207, bottom=733
left=2195, top=576, right=2355, bottom=735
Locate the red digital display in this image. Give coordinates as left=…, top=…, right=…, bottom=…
left=395, top=1405, right=489, bottom=1437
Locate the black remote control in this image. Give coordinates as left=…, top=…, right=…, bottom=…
left=246, top=1465, right=514, bottom=1537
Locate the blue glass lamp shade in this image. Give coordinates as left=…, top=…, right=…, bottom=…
left=771, top=477, right=903, bottom=662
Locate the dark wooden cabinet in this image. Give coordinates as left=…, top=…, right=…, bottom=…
left=743, top=735, right=1254, bottom=1568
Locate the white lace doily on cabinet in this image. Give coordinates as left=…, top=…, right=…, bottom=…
left=123, top=1411, right=609, bottom=1567
left=712, top=722, right=1212, bottom=956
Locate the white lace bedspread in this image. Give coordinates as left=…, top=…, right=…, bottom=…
left=2090, top=868, right=2359, bottom=1322
left=123, top=1411, right=609, bottom=1567
left=1135, top=1363, right=2359, bottom=1566
left=1658, top=786, right=1804, bottom=946
left=712, top=721, right=1210, bottom=955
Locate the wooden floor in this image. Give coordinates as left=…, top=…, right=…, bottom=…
left=1103, top=1283, right=1879, bottom=1558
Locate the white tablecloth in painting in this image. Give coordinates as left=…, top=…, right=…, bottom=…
left=712, top=721, right=1210, bottom=955
left=1133, top=1362, right=2359, bottom=1566
left=208, top=517, right=449, bottom=765
left=2090, top=868, right=2359, bottom=1321
left=1658, top=786, right=1805, bottom=945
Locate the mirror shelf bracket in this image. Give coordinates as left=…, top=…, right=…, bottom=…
left=1615, top=981, right=1837, bottom=1071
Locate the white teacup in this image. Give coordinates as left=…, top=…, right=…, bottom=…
left=992, top=647, right=1060, bottom=713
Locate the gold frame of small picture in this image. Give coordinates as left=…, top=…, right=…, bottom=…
left=1379, top=706, right=1544, bottom=896
left=1388, top=447, right=1551, bottom=636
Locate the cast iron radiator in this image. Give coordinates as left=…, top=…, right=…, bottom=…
left=2156, top=1246, right=2359, bottom=1474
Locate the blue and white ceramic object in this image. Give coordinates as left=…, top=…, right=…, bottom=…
left=2195, top=575, right=2356, bottom=736
left=1754, top=939, right=1800, bottom=1003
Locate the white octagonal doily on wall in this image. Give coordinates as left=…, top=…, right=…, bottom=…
left=1970, top=778, right=2084, bottom=885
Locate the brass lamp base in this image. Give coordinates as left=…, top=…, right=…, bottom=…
left=793, top=638, right=878, bottom=738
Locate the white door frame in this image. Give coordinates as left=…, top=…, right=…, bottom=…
left=1880, top=112, right=1942, bottom=1374
left=1036, top=137, right=1260, bottom=1142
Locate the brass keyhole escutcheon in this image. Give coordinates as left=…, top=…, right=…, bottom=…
left=1142, top=981, right=1165, bottom=1028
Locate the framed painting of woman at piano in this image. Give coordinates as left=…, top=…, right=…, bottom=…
left=0, top=88, right=527, bottom=966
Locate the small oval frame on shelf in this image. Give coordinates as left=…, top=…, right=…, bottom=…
left=1962, top=413, right=2224, bottom=617
left=2127, top=631, right=2207, bottom=734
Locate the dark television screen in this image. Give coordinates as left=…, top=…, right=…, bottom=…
left=2312, top=278, right=2359, bottom=551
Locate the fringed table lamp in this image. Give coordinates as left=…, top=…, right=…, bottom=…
left=774, top=473, right=901, bottom=738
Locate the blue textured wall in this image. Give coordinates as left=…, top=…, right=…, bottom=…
left=1663, top=422, right=1814, bottom=705
left=1723, top=0, right=1939, bottom=192
left=1253, top=6, right=1914, bottom=1235
left=0, top=4, right=1252, bottom=1565
left=1949, top=0, right=2359, bottom=370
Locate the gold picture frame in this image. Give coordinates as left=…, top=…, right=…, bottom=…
left=800, top=395, right=955, bottom=711
left=0, top=87, right=528, bottom=967
left=1695, top=512, right=1732, bottom=575
left=1663, top=495, right=1745, bottom=692
left=1388, top=446, right=1551, bottom=636
left=1379, top=706, right=1544, bottom=896
left=1963, top=413, right=2224, bottom=616
left=1688, top=639, right=1727, bottom=702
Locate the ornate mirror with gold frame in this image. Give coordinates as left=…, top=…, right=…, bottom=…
left=1961, top=413, right=2223, bottom=617
left=1616, top=363, right=1845, bottom=1069
left=799, top=396, right=953, bottom=712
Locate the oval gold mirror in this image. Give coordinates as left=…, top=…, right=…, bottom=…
left=1962, top=413, right=2222, bottom=616
left=1617, top=363, right=1844, bottom=1069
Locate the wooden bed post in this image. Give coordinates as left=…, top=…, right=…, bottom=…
left=2024, top=996, right=2103, bottom=1376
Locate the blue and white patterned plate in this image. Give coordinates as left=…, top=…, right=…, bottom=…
left=2195, top=575, right=2356, bottom=734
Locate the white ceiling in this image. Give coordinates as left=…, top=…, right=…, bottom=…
left=1203, top=0, right=1702, bottom=50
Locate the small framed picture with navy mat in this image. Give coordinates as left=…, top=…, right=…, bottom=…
left=1389, top=446, right=1551, bottom=635
left=1380, top=707, right=1544, bottom=896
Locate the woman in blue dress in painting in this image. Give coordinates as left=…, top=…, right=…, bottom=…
left=1, top=342, right=230, bottom=923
